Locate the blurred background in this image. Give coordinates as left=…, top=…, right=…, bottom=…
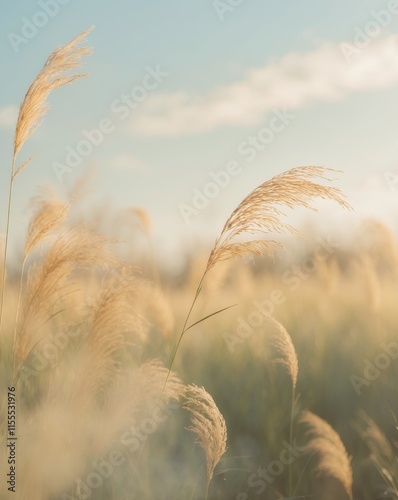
left=1, top=0, right=398, bottom=270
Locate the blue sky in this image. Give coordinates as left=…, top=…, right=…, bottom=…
left=1, top=0, right=398, bottom=264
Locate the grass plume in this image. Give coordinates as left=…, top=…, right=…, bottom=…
left=25, top=185, right=70, bottom=257
left=264, top=315, right=299, bottom=495
left=300, top=410, right=353, bottom=499
left=266, top=315, right=298, bottom=390
left=356, top=411, right=398, bottom=495
left=15, top=227, right=113, bottom=373
left=13, top=27, right=93, bottom=171
left=0, top=27, right=93, bottom=340
left=184, top=384, right=227, bottom=497
left=164, top=166, right=351, bottom=398
left=206, top=166, right=351, bottom=271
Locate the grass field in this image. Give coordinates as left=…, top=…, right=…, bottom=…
left=1, top=28, right=398, bottom=500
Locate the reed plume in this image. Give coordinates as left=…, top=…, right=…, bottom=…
left=130, top=207, right=152, bottom=234
left=15, top=227, right=113, bottom=372
left=164, top=166, right=350, bottom=399
left=266, top=315, right=298, bottom=390
left=184, top=384, right=227, bottom=494
left=206, top=166, right=351, bottom=271
left=197, top=166, right=349, bottom=319
left=1, top=27, right=93, bottom=338
left=66, top=274, right=149, bottom=407
left=13, top=27, right=93, bottom=173
left=356, top=411, right=398, bottom=495
left=25, top=185, right=70, bottom=257
left=300, top=410, right=353, bottom=499
left=264, top=314, right=298, bottom=495
left=12, top=185, right=71, bottom=370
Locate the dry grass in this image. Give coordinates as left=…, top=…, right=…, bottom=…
left=206, top=166, right=351, bottom=272
left=12, top=27, right=92, bottom=174
left=168, top=166, right=351, bottom=402
left=300, top=410, right=353, bottom=499
left=0, top=27, right=94, bottom=358
left=266, top=315, right=298, bottom=390
left=356, top=411, right=398, bottom=495
left=25, top=184, right=70, bottom=257
left=2, top=26, right=398, bottom=500
left=183, top=384, right=227, bottom=484
left=15, top=227, right=114, bottom=370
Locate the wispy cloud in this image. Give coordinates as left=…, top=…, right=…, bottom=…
left=0, top=105, right=18, bottom=129
left=111, top=154, right=149, bottom=173
left=128, top=35, right=398, bottom=137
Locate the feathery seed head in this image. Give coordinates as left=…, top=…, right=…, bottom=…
left=300, top=410, right=353, bottom=499
left=184, top=385, right=227, bottom=482
left=206, top=166, right=351, bottom=272
left=13, top=27, right=93, bottom=175
left=266, top=316, right=298, bottom=390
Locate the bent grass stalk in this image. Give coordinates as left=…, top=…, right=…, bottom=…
left=184, top=385, right=227, bottom=500
left=300, top=410, right=353, bottom=499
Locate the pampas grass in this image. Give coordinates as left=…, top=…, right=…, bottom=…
left=165, top=166, right=351, bottom=400
left=15, top=227, right=113, bottom=373
left=1, top=27, right=93, bottom=343
left=300, top=410, right=353, bottom=499
left=265, top=315, right=299, bottom=496
left=206, top=166, right=351, bottom=271
left=12, top=27, right=93, bottom=170
left=194, top=165, right=350, bottom=323
left=266, top=315, right=298, bottom=390
left=356, top=411, right=398, bottom=496
left=25, top=185, right=70, bottom=257
left=68, top=280, right=146, bottom=407
left=183, top=384, right=227, bottom=498
left=13, top=185, right=70, bottom=358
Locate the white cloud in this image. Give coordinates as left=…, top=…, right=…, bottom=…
left=111, top=154, right=149, bottom=172
left=0, top=105, right=18, bottom=129
left=128, top=35, right=398, bottom=137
